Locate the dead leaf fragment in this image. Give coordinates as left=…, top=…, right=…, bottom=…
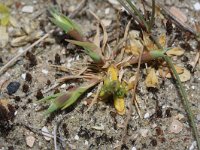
left=127, top=75, right=136, bottom=90
left=143, top=32, right=156, bottom=51
left=179, top=68, right=191, bottom=82
left=0, top=26, right=8, bottom=48
left=145, top=68, right=159, bottom=88
left=166, top=47, right=185, bottom=56
left=169, top=7, right=187, bottom=23
left=125, top=30, right=143, bottom=56
left=189, top=52, right=200, bottom=71
left=169, top=119, right=183, bottom=134
left=166, top=65, right=184, bottom=78
left=158, top=33, right=166, bottom=47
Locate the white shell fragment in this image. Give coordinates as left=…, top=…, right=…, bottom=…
left=22, top=5, right=34, bottom=13
left=41, top=126, right=52, bottom=141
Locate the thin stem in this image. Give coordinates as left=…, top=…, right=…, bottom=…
left=164, top=55, right=200, bottom=150
left=125, top=0, right=150, bottom=31
left=149, top=0, right=155, bottom=31
left=117, top=0, right=145, bottom=29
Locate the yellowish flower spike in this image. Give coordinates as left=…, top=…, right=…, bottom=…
left=100, top=65, right=126, bottom=115
left=114, top=97, right=126, bottom=115
left=107, top=65, right=118, bottom=81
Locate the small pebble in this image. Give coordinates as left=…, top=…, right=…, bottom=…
left=196, top=114, right=200, bottom=122
left=189, top=141, right=197, bottom=150
left=26, top=136, right=35, bottom=148
left=22, top=5, right=34, bottom=13
left=7, top=82, right=20, bottom=95
left=105, top=8, right=110, bottom=14
left=87, top=92, right=93, bottom=97
left=108, top=0, right=119, bottom=5
left=42, top=69, right=48, bottom=75
left=194, top=2, right=200, bottom=11
left=61, top=84, right=67, bottom=89
left=18, top=48, right=24, bottom=53
left=131, top=147, right=137, bottom=150
left=84, top=140, right=89, bottom=145
left=144, top=112, right=150, bottom=119
left=21, top=73, right=26, bottom=80
left=101, top=19, right=112, bottom=26
left=74, top=135, right=79, bottom=140
left=169, top=119, right=183, bottom=134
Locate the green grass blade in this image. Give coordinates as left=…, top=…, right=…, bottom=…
left=48, top=7, right=82, bottom=34
left=67, top=39, right=103, bottom=63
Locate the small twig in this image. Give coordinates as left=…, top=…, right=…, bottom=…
left=85, top=82, right=103, bottom=112
left=17, top=123, right=65, bottom=142
left=57, top=75, right=101, bottom=83
left=68, top=0, right=87, bottom=18
left=88, top=10, right=108, bottom=54
left=113, top=20, right=131, bottom=59
left=118, top=48, right=144, bottom=149
left=0, top=30, right=54, bottom=76
left=53, top=125, right=58, bottom=150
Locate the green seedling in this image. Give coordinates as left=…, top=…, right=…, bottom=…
left=49, top=7, right=104, bottom=64
left=39, top=80, right=99, bottom=114
left=49, top=7, right=82, bottom=35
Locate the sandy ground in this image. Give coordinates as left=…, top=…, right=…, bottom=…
left=0, top=0, right=200, bottom=150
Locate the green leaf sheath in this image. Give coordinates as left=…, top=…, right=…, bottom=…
left=49, top=7, right=82, bottom=34
left=66, top=40, right=103, bottom=63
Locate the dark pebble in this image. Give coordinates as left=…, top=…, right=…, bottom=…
left=54, top=53, right=61, bottom=65
left=36, top=89, right=44, bottom=100
left=0, top=57, right=3, bottom=67
left=46, top=80, right=51, bottom=86
left=22, top=84, right=29, bottom=93
left=151, top=138, right=157, bottom=146
left=14, top=96, right=21, bottom=102
left=25, top=73, right=32, bottom=83
left=25, top=51, right=37, bottom=68
left=181, top=55, right=189, bottom=62
left=7, top=82, right=20, bottom=95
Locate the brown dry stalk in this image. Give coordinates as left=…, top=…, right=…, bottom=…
left=117, top=48, right=144, bottom=149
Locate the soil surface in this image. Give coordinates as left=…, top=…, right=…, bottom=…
left=0, top=0, right=200, bottom=150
